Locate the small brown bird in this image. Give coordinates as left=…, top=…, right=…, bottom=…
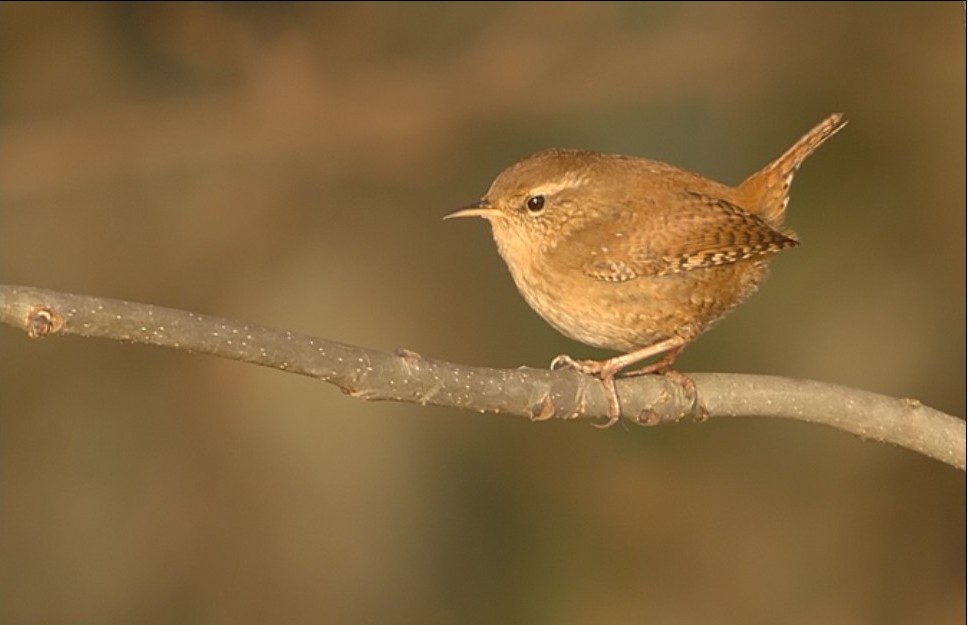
left=446, top=114, right=846, bottom=422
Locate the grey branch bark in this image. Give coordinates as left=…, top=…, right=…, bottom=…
left=0, top=284, right=963, bottom=470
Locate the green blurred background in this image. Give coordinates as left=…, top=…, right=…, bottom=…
left=0, top=3, right=963, bottom=623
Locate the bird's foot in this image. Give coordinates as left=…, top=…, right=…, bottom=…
left=627, top=364, right=699, bottom=421
left=551, top=355, right=622, bottom=427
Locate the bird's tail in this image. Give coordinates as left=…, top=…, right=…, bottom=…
left=738, top=113, right=847, bottom=226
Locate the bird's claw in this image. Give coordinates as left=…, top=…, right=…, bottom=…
left=550, top=354, right=622, bottom=425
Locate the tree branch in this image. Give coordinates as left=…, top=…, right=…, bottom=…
left=1, top=284, right=963, bottom=470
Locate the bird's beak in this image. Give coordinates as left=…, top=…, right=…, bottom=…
left=444, top=200, right=502, bottom=220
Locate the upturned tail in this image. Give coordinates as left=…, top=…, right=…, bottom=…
left=738, top=113, right=847, bottom=226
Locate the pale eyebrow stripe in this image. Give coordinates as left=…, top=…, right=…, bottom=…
left=530, top=172, right=589, bottom=197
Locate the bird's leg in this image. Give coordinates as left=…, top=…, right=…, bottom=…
left=622, top=344, right=685, bottom=376
left=551, top=337, right=687, bottom=426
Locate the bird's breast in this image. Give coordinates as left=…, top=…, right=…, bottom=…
left=496, top=238, right=769, bottom=353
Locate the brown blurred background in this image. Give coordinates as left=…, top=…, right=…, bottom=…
left=0, top=3, right=963, bottom=624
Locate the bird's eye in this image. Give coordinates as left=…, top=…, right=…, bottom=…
left=526, top=195, right=545, bottom=213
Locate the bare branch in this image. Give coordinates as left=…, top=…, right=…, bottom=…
left=1, top=284, right=963, bottom=470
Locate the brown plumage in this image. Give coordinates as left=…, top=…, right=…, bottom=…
left=447, top=114, right=846, bottom=421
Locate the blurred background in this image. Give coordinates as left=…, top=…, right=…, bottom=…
left=0, top=3, right=963, bottom=623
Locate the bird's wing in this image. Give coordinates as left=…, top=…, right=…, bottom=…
left=574, top=191, right=798, bottom=283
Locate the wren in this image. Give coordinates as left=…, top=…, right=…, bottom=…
left=446, top=114, right=846, bottom=423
